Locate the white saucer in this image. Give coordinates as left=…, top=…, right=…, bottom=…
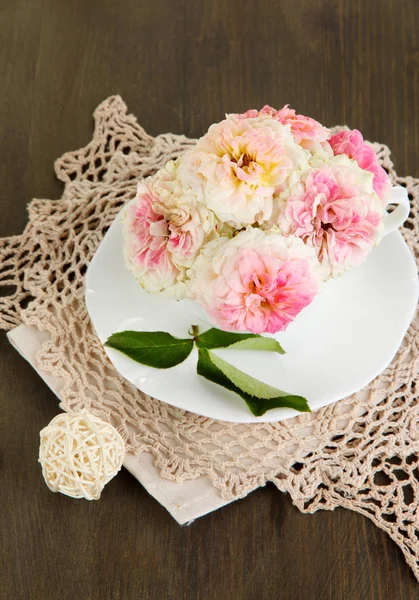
left=86, top=209, right=418, bottom=423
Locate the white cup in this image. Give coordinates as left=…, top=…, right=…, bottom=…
left=383, top=186, right=410, bottom=236
left=189, top=185, right=410, bottom=333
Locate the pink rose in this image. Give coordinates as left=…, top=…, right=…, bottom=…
left=122, top=165, right=219, bottom=298
left=329, top=129, right=390, bottom=203
left=234, top=105, right=331, bottom=149
left=178, top=116, right=309, bottom=227
left=187, top=228, right=320, bottom=334
left=122, top=182, right=184, bottom=298
left=276, top=160, right=385, bottom=278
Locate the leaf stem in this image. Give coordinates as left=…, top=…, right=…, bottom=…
left=191, top=324, right=200, bottom=340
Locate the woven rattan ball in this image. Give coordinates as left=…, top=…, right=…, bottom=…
left=39, top=411, right=125, bottom=500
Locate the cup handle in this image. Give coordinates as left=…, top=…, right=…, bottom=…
left=383, top=186, right=410, bottom=236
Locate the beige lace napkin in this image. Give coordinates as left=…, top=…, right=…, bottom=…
left=1, top=96, right=419, bottom=578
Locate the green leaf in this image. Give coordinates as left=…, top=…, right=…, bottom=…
left=225, top=337, right=285, bottom=353
left=105, top=331, right=194, bottom=369
left=196, top=328, right=284, bottom=354
left=197, top=349, right=309, bottom=417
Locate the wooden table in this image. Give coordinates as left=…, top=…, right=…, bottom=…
left=1, top=1, right=418, bottom=598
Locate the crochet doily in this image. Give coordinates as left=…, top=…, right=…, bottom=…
left=1, top=96, right=419, bottom=578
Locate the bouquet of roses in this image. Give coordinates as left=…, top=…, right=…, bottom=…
left=122, top=105, right=390, bottom=335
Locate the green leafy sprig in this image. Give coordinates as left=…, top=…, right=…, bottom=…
left=105, top=326, right=310, bottom=417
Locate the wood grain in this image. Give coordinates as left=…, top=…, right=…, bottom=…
left=1, top=0, right=418, bottom=598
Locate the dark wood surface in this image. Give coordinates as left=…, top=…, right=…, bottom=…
left=1, top=0, right=418, bottom=598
